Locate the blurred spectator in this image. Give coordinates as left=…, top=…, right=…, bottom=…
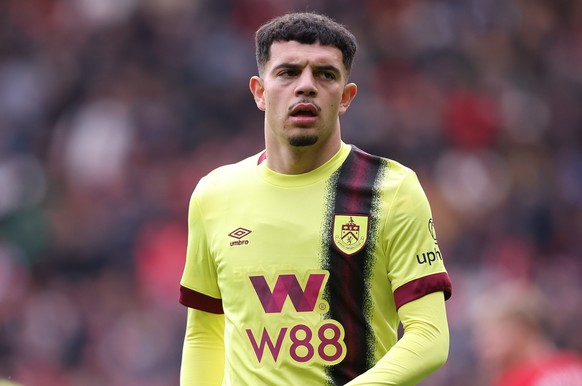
left=470, top=280, right=582, bottom=386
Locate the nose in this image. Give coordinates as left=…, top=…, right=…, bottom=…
left=295, top=71, right=317, bottom=97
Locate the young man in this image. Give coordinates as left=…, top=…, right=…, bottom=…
left=179, top=12, right=452, bottom=385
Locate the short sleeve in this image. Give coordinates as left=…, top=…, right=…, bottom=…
left=179, top=180, right=223, bottom=312
left=384, top=171, right=452, bottom=309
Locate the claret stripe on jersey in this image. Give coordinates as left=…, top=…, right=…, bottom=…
left=322, top=146, right=385, bottom=385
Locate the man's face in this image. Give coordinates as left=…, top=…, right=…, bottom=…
left=250, top=41, right=356, bottom=148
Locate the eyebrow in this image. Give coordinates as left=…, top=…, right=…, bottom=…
left=271, top=62, right=342, bottom=76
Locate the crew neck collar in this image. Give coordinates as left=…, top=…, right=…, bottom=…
left=257, top=142, right=351, bottom=187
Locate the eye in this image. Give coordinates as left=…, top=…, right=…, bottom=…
left=317, top=71, right=336, bottom=80
left=278, top=69, right=298, bottom=78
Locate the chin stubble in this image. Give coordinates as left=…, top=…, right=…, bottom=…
left=288, top=135, right=319, bottom=147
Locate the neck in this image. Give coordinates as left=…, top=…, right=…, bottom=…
left=265, top=137, right=342, bottom=175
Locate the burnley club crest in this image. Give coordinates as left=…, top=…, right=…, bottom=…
left=333, top=214, right=368, bottom=255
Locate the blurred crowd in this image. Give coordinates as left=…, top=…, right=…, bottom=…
left=1, top=0, right=581, bottom=385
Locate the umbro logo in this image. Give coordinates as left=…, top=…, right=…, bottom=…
left=228, top=227, right=252, bottom=247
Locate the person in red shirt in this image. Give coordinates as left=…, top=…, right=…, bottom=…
left=471, top=280, right=582, bottom=386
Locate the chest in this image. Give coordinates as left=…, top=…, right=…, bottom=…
left=210, top=185, right=328, bottom=272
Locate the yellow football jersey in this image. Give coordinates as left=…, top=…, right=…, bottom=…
left=180, top=142, right=452, bottom=385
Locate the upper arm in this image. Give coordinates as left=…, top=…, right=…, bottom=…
left=384, top=170, right=452, bottom=307
left=180, top=184, right=222, bottom=304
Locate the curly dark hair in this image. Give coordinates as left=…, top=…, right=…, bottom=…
left=255, top=12, right=357, bottom=76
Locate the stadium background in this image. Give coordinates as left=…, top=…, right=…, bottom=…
left=1, top=0, right=581, bottom=385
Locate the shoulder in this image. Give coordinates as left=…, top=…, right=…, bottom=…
left=348, top=146, right=419, bottom=191
left=200, top=152, right=261, bottom=185
left=192, top=152, right=262, bottom=200
left=350, top=145, right=415, bottom=176
left=345, top=147, right=433, bottom=225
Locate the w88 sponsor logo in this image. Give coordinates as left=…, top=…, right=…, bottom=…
left=245, top=271, right=347, bottom=365
left=245, top=320, right=346, bottom=365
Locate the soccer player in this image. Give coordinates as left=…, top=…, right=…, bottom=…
left=179, top=12, right=452, bottom=385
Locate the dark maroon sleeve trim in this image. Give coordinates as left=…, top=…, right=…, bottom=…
left=393, top=272, right=452, bottom=310
left=179, top=285, right=224, bottom=314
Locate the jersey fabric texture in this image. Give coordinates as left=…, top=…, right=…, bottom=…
left=180, top=142, right=452, bottom=385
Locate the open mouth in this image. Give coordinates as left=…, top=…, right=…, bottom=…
left=291, top=110, right=317, bottom=117
left=290, top=103, right=319, bottom=117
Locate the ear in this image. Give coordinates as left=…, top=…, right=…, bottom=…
left=249, top=76, right=266, bottom=111
left=338, top=82, right=357, bottom=116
